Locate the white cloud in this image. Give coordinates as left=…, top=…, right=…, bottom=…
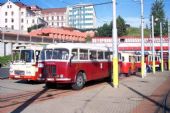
left=125, top=17, right=150, bottom=28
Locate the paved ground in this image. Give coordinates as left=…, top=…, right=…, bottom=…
left=0, top=71, right=170, bottom=113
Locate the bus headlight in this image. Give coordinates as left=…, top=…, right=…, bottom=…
left=60, top=74, right=64, bottom=78
left=38, top=63, right=44, bottom=68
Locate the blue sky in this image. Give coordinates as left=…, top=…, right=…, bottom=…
left=1, top=0, right=170, bottom=27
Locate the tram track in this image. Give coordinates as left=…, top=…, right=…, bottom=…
left=0, top=76, right=129, bottom=113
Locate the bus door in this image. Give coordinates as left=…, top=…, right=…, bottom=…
left=97, top=51, right=106, bottom=78
left=129, top=55, right=136, bottom=74
left=89, top=50, right=101, bottom=80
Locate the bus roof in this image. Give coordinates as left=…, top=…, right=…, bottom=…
left=43, top=43, right=112, bottom=51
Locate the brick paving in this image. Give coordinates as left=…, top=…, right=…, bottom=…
left=13, top=71, right=169, bottom=113
left=0, top=71, right=170, bottom=113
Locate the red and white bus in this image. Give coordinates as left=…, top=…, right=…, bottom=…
left=118, top=52, right=137, bottom=76
left=41, top=43, right=112, bottom=90
left=134, top=53, right=161, bottom=72
left=9, top=44, right=44, bottom=81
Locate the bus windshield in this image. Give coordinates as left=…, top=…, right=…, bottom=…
left=20, top=50, right=34, bottom=62
left=40, top=49, right=69, bottom=60
left=12, top=50, right=20, bottom=62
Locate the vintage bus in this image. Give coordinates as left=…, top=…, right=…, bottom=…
left=134, top=53, right=161, bottom=72
left=9, top=44, right=44, bottom=81
left=41, top=43, right=112, bottom=90
left=118, top=52, right=137, bottom=76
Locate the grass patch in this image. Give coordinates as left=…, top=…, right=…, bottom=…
left=0, top=55, right=12, bottom=67
left=127, top=27, right=150, bottom=37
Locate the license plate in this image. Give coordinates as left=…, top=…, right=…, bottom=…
left=15, top=75, right=20, bottom=78
left=47, top=78, right=54, bottom=81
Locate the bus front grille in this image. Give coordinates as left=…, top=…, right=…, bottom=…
left=43, top=65, right=56, bottom=77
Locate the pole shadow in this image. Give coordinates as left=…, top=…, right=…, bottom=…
left=11, top=88, right=48, bottom=113
left=122, top=83, right=170, bottom=112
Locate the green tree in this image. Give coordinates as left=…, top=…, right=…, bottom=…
left=27, top=24, right=46, bottom=32
left=150, top=0, right=168, bottom=36
left=116, top=16, right=127, bottom=36
left=96, top=16, right=127, bottom=37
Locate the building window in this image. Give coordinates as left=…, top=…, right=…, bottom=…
left=5, top=19, right=7, bottom=23
left=11, top=18, right=14, bottom=23
left=61, top=16, right=64, bottom=20
left=52, top=16, right=54, bottom=20
left=7, top=5, right=9, bottom=8
left=21, top=12, right=24, bottom=15
left=61, top=22, right=63, bottom=26
left=21, top=18, right=24, bottom=23
left=52, top=22, right=54, bottom=26
left=11, top=25, right=14, bottom=30
left=21, top=26, right=24, bottom=30
left=5, top=12, right=7, bottom=16
left=57, top=22, right=59, bottom=26
left=46, top=16, right=49, bottom=21
left=10, top=5, right=12, bottom=8
left=57, top=16, right=59, bottom=20
left=32, top=19, right=34, bottom=23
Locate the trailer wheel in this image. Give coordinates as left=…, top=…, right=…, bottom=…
left=72, top=72, right=85, bottom=90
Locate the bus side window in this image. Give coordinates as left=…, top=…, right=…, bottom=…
left=98, top=51, right=104, bottom=60
left=72, top=49, right=78, bottom=60
left=129, top=56, right=131, bottom=62
left=90, top=50, right=97, bottom=60
left=80, top=49, right=88, bottom=60
left=118, top=53, right=121, bottom=61
left=122, top=56, right=125, bottom=62
left=105, top=52, right=109, bottom=60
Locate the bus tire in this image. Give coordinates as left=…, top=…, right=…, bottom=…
left=72, top=72, right=85, bottom=90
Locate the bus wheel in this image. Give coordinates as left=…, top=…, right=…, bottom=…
left=72, top=72, right=85, bottom=90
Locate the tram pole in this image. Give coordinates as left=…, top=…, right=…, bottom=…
left=160, top=22, right=164, bottom=72
left=112, top=0, right=118, bottom=88
left=168, top=20, right=170, bottom=71
left=140, top=0, right=145, bottom=78
left=151, top=15, right=156, bottom=74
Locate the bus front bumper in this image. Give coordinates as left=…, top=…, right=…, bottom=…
left=46, top=77, right=71, bottom=83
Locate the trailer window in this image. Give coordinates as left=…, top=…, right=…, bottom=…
left=105, top=52, right=112, bottom=60
left=90, top=50, right=97, bottom=60
left=98, top=51, right=104, bottom=60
